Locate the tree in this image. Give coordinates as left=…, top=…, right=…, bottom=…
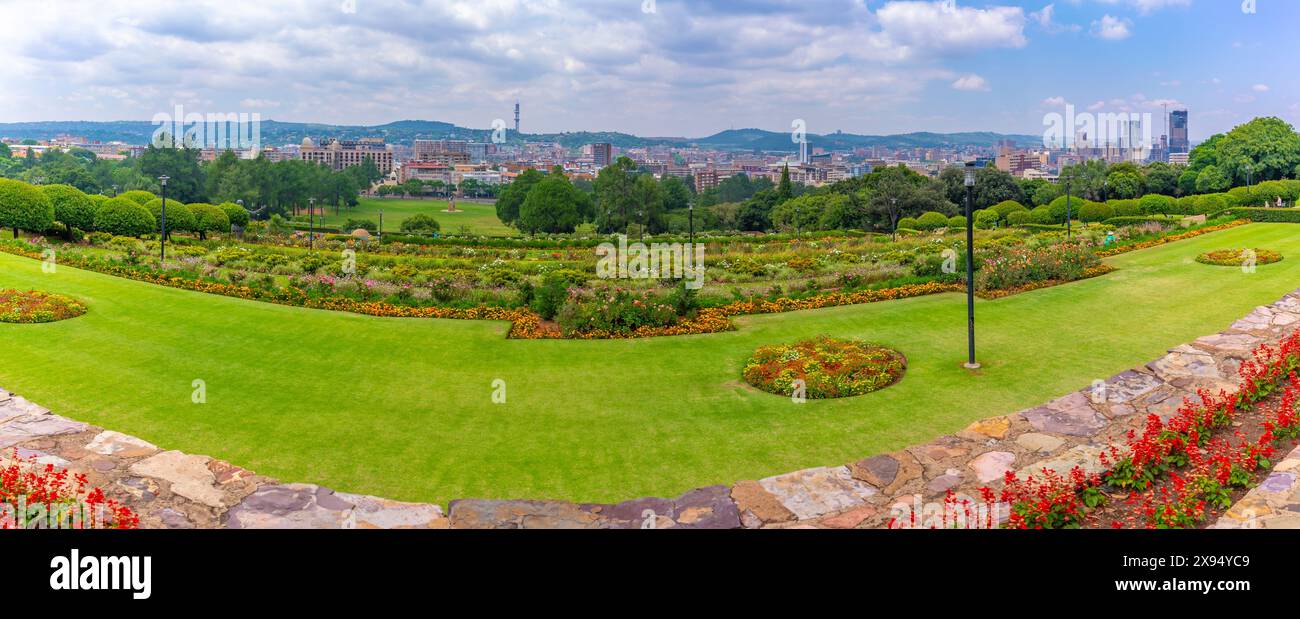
left=1196, top=165, right=1231, bottom=194
left=594, top=157, right=638, bottom=233
left=866, top=165, right=954, bottom=234
left=1143, top=162, right=1181, bottom=196
left=218, top=202, right=250, bottom=228
left=777, top=165, right=793, bottom=202
left=497, top=168, right=544, bottom=225
left=187, top=203, right=231, bottom=240
left=138, top=143, right=206, bottom=203
left=518, top=174, right=582, bottom=234
left=41, top=184, right=96, bottom=237
left=144, top=198, right=196, bottom=235
left=0, top=179, right=55, bottom=238
left=92, top=197, right=155, bottom=237
left=938, top=166, right=1025, bottom=210
left=1105, top=171, right=1144, bottom=199
left=402, top=179, right=425, bottom=199
left=400, top=214, right=442, bottom=235
left=736, top=190, right=779, bottom=231
left=660, top=175, right=692, bottom=212
left=1212, top=117, right=1300, bottom=185
left=118, top=190, right=156, bottom=206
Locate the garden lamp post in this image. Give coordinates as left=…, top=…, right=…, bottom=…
left=308, top=198, right=316, bottom=252
left=963, top=165, right=979, bottom=370
left=158, top=176, right=169, bottom=264
left=796, top=205, right=801, bottom=239
left=688, top=202, right=694, bottom=245
left=112, top=184, right=119, bottom=197
left=1064, top=177, right=1073, bottom=241
left=638, top=209, right=644, bottom=242
left=890, top=197, right=898, bottom=240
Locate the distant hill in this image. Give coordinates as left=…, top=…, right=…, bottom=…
left=0, top=119, right=1039, bottom=152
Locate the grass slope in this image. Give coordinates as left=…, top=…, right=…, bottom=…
left=315, top=197, right=516, bottom=237
left=0, top=224, right=1297, bottom=506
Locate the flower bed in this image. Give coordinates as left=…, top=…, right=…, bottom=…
left=986, top=329, right=1300, bottom=529
left=1095, top=220, right=1249, bottom=258
left=1196, top=248, right=1282, bottom=267
left=742, top=336, right=906, bottom=399
left=1, top=451, right=138, bottom=529
left=975, top=242, right=1100, bottom=292
left=0, top=289, right=87, bottom=324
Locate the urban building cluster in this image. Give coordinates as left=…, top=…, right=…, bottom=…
left=1, top=108, right=1194, bottom=194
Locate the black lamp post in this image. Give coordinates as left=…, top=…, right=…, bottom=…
left=1064, top=177, right=1073, bottom=241
left=795, top=205, right=801, bottom=239
left=688, top=202, right=694, bottom=245
left=158, top=176, right=169, bottom=264
left=638, top=209, right=645, bottom=242
left=963, top=165, right=979, bottom=370
left=308, top=198, right=316, bottom=252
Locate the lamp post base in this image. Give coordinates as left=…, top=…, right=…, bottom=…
left=963, top=362, right=982, bottom=370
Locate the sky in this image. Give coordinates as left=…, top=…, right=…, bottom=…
left=0, top=0, right=1294, bottom=140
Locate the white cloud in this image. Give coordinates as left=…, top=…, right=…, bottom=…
left=1253, top=84, right=1270, bottom=92
left=875, top=1, right=1028, bottom=55
left=952, top=74, right=990, bottom=91
left=1092, top=15, right=1133, bottom=40
left=1043, top=96, right=1068, bottom=106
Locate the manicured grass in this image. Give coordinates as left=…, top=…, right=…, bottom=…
left=313, top=197, right=516, bottom=237
left=1, top=224, right=1299, bottom=507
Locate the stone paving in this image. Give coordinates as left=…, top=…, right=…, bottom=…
left=1212, top=444, right=1300, bottom=530
left=5, top=288, right=1300, bottom=529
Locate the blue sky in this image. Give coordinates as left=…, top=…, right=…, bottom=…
left=0, top=0, right=1293, bottom=140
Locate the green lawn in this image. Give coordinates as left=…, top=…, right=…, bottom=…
left=1, top=224, right=1297, bottom=507
left=313, top=197, right=516, bottom=237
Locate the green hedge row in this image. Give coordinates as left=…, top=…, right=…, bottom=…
left=1228, top=208, right=1300, bottom=223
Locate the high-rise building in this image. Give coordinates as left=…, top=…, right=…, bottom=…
left=591, top=143, right=613, bottom=168
left=1170, top=110, right=1190, bottom=153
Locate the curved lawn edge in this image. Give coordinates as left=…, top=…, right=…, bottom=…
left=3, top=285, right=1298, bottom=529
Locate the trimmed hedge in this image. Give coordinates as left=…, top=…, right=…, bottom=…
left=1228, top=208, right=1300, bottom=223
left=915, top=211, right=950, bottom=230
left=41, top=184, right=96, bottom=233
left=1102, top=215, right=1177, bottom=227
left=117, top=190, right=156, bottom=206
left=188, top=203, right=231, bottom=239
left=0, top=179, right=56, bottom=235
left=144, top=198, right=196, bottom=233
left=218, top=202, right=250, bottom=228
left=93, top=197, right=156, bottom=237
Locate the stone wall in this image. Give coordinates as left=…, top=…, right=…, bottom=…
left=5, top=288, right=1300, bottom=529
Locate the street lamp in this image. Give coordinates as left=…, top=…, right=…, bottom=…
left=308, top=198, right=316, bottom=252
left=1064, top=177, right=1073, bottom=241
left=112, top=185, right=119, bottom=197
left=688, top=202, right=694, bottom=245
left=795, top=204, right=801, bottom=239
left=963, top=164, right=979, bottom=370
left=158, top=176, right=169, bottom=264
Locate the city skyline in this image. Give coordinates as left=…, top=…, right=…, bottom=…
left=0, top=1, right=1294, bottom=141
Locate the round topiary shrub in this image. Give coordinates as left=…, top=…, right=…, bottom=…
left=218, top=202, right=250, bottom=228
left=896, top=217, right=920, bottom=231
left=41, top=184, right=96, bottom=235
left=973, top=209, right=999, bottom=230
left=1139, top=194, right=1178, bottom=215
left=0, top=289, right=86, bottom=323
left=947, top=215, right=967, bottom=229
left=916, top=211, right=950, bottom=230
left=1047, top=195, right=1085, bottom=223
left=1110, top=199, right=1141, bottom=217
left=1196, top=249, right=1282, bottom=267
left=93, top=197, right=156, bottom=237
left=1078, top=201, right=1115, bottom=224
left=143, top=198, right=196, bottom=234
left=1006, top=210, right=1033, bottom=226
left=1029, top=205, right=1055, bottom=225
left=187, top=203, right=231, bottom=239
left=992, top=200, right=1027, bottom=221
left=742, top=336, right=907, bottom=399
left=117, top=190, right=157, bottom=206
left=0, top=179, right=55, bottom=237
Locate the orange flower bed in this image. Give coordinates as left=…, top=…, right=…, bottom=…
left=1095, top=220, right=1249, bottom=258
